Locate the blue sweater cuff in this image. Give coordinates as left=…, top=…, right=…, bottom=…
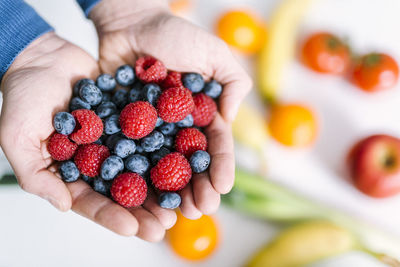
left=76, top=0, right=102, bottom=17
left=0, top=0, right=53, bottom=82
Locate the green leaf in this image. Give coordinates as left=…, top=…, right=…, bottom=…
left=0, top=174, right=17, bottom=185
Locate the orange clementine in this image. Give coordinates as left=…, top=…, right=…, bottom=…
left=268, top=104, right=317, bottom=147
left=167, top=212, right=218, bottom=261
left=216, top=9, right=266, bottom=55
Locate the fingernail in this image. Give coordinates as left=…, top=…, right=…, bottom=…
left=45, top=196, right=61, bottom=210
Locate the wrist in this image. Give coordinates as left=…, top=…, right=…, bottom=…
left=7, top=32, right=66, bottom=71
left=90, top=0, right=170, bottom=34
left=1, top=32, right=66, bottom=91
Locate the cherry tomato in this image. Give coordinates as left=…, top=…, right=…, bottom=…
left=167, top=212, right=218, bottom=261
left=352, top=53, right=399, bottom=92
left=216, top=9, right=266, bottom=55
left=268, top=104, right=318, bottom=147
left=301, top=32, right=350, bottom=75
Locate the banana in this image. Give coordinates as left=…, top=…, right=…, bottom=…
left=232, top=103, right=269, bottom=151
left=247, top=221, right=359, bottom=267
left=257, top=0, right=313, bottom=102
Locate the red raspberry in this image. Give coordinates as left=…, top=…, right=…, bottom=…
left=69, top=109, right=103, bottom=145
left=161, top=71, right=183, bottom=90
left=47, top=133, right=78, bottom=161
left=111, top=172, right=148, bottom=208
left=120, top=101, right=157, bottom=139
left=150, top=152, right=192, bottom=191
left=175, top=128, right=207, bottom=158
left=74, top=144, right=110, bottom=177
left=157, top=87, right=194, bottom=123
left=135, top=56, right=167, bottom=83
left=192, top=93, right=217, bottom=127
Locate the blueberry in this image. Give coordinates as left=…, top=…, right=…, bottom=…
left=104, top=114, right=121, bottom=135
left=79, top=83, right=103, bottom=106
left=156, top=117, right=164, bottom=127
left=158, top=192, right=181, bottom=209
left=100, top=134, right=108, bottom=143
left=81, top=175, right=93, bottom=186
left=129, top=88, right=142, bottom=103
left=143, top=83, right=161, bottom=106
left=204, top=80, right=222, bottom=98
left=128, top=82, right=143, bottom=102
left=150, top=147, right=170, bottom=165
left=59, top=161, right=80, bottom=182
left=96, top=74, right=116, bottom=92
left=141, top=131, right=164, bottom=152
left=182, top=73, right=204, bottom=93
left=112, top=90, right=129, bottom=109
left=163, top=136, right=174, bottom=148
left=101, top=155, right=124, bottom=180
left=176, top=114, right=193, bottom=128
left=73, top=78, right=94, bottom=96
left=69, top=97, right=91, bottom=111
left=53, top=112, right=76, bottom=135
left=159, top=123, right=177, bottom=136
left=93, top=177, right=112, bottom=196
left=96, top=101, right=117, bottom=119
left=101, top=93, right=112, bottom=103
left=125, top=154, right=149, bottom=175
left=114, top=138, right=136, bottom=158
left=132, top=81, right=144, bottom=90
left=93, top=138, right=103, bottom=145
left=115, top=65, right=135, bottom=86
left=190, top=150, right=210, bottom=173
left=135, top=144, right=145, bottom=154
left=105, top=133, right=123, bottom=150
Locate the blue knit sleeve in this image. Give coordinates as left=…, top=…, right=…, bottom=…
left=0, top=0, right=53, bottom=82
left=76, top=0, right=102, bottom=17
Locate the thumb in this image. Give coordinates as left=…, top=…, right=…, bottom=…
left=211, top=45, right=253, bottom=122
left=0, top=137, right=72, bottom=211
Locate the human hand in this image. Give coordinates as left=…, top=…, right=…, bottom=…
left=0, top=32, right=168, bottom=241
left=91, top=0, right=252, bottom=227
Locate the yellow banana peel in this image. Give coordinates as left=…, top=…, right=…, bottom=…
left=257, top=0, right=313, bottom=103
left=232, top=103, right=269, bottom=151
left=247, top=221, right=358, bottom=267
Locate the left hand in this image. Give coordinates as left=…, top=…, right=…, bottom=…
left=90, top=0, right=252, bottom=241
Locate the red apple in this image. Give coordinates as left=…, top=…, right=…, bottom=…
left=348, top=134, right=400, bottom=198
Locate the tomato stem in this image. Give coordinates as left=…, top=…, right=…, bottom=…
left=364, top=53, right=381, bottom=67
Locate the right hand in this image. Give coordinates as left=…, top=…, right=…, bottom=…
left=0, top=32, right=174, bottom=241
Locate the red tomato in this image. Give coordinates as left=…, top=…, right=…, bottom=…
left=352, top=53, right=399, bottom=92
left=301, top=32, right=350, bottom=75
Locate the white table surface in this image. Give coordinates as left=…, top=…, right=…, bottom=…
left=1, top=0, right=400, bottom=266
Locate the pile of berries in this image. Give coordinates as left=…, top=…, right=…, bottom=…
left=48, top=56, right=222, bottom=209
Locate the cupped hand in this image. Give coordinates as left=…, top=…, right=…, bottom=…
left=0, top=32, right=168, bottom=241
left=91, top=0, right=252, bottom=232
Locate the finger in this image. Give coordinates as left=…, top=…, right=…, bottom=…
left=142, top=189, right=177, bottom=229
left=98, top=35, right=138, bottom=74
left=179, top=183, right=202, bottom=220
left=205, top=113, right=235, bottom=194
left=67, top=180, right=139, bottom=237
left=192, top=172, right=221, bottom=215
left=212, top=45, right=252, bottom=122
left=128, top=206, right=166, bottom=242
left=22, top=168, right=72, bottom=211
left=0, top=139, right=72, bottom=211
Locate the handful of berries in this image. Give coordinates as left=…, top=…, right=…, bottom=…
left=48, top=56, right=223, bottom=209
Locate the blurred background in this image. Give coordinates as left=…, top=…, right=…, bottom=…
left=1, top=0, right=400, bottom=266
